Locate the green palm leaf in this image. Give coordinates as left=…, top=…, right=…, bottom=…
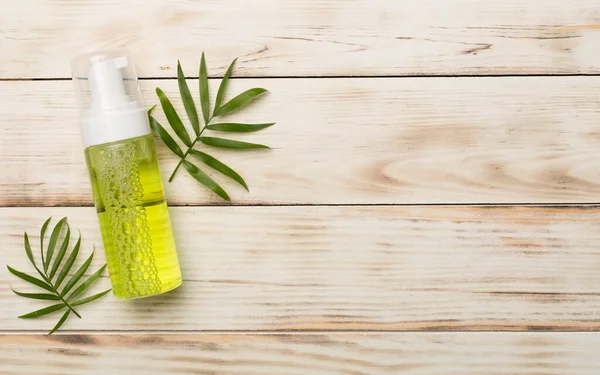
left=9, top=217, right=110, bottom=334
left=213, top=88, right=268, bottom=117
left=178, top=61, right=200, bottom=135
left=49, top=225, right=70, bottom=280
left=7, top=265, right=53, bottom=293
left=148, top=107, right=185, bottom=158
left=48, top=311, right=70, bottom=335
left=214, top=58, right=237, bottom=113
left=45, top=217, right=67, bottom=272
left=207, top=122, right=275, bottom=133
left=11, top=288, right=60, bottom=301
left=152, top=54, right=274, bottom=201
left=55, top=234, right=81, bottom=289
left=67, top=264, right=107, bottom=302
left=39, top=217, right=51, bottom=266
left=19, top=303, right=66, bottom=319
left=189, top=149, right=248, bottom=191
left=156, top=88, right=192, bottom=147
left=199, top=52, right=210, bottom=125
left=24, top=232, right=47, bottom=282
left=60, top=251, right=94, bottom=297
left=182, top=160, right=230, bottom=201
left=72, top=289, right=112, bottom=307
left=200, top=137, right=270, bottom=149
left=23, top=233, right=38, bottom=271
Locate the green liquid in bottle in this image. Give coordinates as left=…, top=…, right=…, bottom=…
left=85, top=134, right=182, bottom=299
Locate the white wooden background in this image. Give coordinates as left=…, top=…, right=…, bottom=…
left=1, top=0, right=600, bottom=374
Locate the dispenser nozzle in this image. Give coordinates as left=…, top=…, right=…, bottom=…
left=89, top=56, right=132, bottom=111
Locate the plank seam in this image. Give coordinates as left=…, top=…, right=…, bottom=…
left=2, top=73, right=600, bottom=82
left=2, top=203, right=600, bottom=209
left=1, top=330, right=599, bottom=335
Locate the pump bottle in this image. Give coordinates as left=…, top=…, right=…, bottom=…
left=71, top=50, right=182, bottom=299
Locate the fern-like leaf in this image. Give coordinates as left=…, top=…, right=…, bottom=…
left=7, top=217, right=111, bottom=334
left=151, top=54, right=275, bottom=200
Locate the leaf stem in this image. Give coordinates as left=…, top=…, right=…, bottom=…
left=168, top=137, right=199, bottom=182
left=40, top=272, right=81, bottom=319
left=168, top=116, right=213, bottom=182
left=56, top=293, right=82, bottom=319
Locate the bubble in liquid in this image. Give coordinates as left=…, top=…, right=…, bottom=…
left=94, top=139, right=162, bottom=298
left=136, top=216, right=145, bottom=229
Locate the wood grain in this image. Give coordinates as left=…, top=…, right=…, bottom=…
left=2, top=77, right=600, bottom=206
left=1, top=206, right=600, bottom=332
left=1, top=0, right=600, bottom=78
left=1, top=333, right=599, bottom=375
left=3, top=0, right=600, bottom=371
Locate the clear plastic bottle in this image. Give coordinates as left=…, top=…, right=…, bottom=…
left=72, top=50, right=182, bottom=299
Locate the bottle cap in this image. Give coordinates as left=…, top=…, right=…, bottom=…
left=71, top=49, right=150, bottom=147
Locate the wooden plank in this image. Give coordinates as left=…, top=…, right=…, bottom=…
left=1, top=206, right=600, bottom=331
left=2, top=77, right=600, bottom=206
left=1, top=0, right=600, bottom=78
left=0, top=333, right=599, bottom=374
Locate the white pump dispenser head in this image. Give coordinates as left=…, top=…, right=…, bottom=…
left=72, top=50, right=150, bottom=147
